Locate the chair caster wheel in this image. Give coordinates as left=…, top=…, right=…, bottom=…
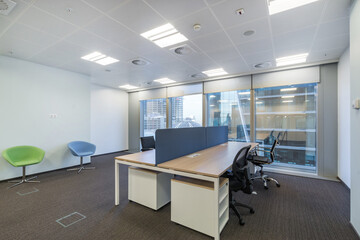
left=240, top=220, right=245, bottom=226
left=276, top=183, right=280, bottom=187
left=250, top=209, right=255, bottom=214
left=264, top=186, right=269, bottom=190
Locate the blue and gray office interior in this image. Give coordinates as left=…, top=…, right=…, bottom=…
left=0, top=0, right=359, bottom=239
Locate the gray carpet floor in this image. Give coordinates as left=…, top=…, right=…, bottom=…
left=0, top=152, right=358, bottom=240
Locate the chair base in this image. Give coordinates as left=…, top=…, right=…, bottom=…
left=229, top=192, right=255, bottom=225
left=67, top=166, right=95, bottom=174
left=252, top=166, right=280, bottom=189
left=7, top=176, right=39, bottom=189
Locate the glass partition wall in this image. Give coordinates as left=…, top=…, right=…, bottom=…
left=140, top=98, right=167, bottom=137
left=169, top=94, right=203, bottom=128
left=255, top=83, right=317, bottom=172
left=206, top=90, right=251, bottom=142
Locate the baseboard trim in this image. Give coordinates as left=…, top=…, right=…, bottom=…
left=337, top=177, right=351, bottom=190
left=92, top=150, right=129, bottom=157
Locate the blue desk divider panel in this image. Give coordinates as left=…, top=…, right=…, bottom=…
left=155, top=127, right=206, bottom=165
left=205, top=126, right=228, bottom=148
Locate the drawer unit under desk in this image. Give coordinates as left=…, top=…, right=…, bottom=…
left=128, top=167, right=173, bottom=210
left=171, top=176, right=229, bottom=237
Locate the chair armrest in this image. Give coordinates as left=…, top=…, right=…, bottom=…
left=256, top=149, right=271, bottom=153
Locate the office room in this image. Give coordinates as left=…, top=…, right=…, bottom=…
left=0, top=0, right=359, bottom=239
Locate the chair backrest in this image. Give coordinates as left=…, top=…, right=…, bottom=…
left=269, top=139, right=279, bottom=162
left=68, top=141, right=96, bottom=156
left=231, top=145, right=253, bottom=194
left=140, top=136, right=155, bottom=151
left=2, top=146, right=45, bottom=164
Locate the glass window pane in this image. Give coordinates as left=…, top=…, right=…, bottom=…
left=141, top=98, right=167, bottom=137
left=255, top=83, right=317, bottom=172
left=207, top=90, right=251, bottom=142
left=169, top=94, right=203, bottom=128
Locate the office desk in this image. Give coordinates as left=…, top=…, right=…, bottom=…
left=114, top=141, right=258, bottom=240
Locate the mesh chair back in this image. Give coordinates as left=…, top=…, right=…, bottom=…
left=140, top=136, right=155, bottom=150
left=232, top=145, right=253, bottom=194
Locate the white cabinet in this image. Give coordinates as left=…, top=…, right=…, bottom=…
left=171, top=176, right=229, bottom=237
left=128, top=167, right=173, bottom=210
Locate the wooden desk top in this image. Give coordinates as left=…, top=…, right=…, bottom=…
left=158, top=142, right=258, bottom=178
left=115, top=149, right=155, bottom=166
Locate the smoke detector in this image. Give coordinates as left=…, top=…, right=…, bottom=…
left=170, top=44, right=197, bottom=55
left=130, top=58, right=150, bottom=66
left=0, top=0, right=16, bottom=15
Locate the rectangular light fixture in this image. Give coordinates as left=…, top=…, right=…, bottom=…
left=141, top=23, right=188, bottom=48
left=238, top=91, right=250, bottom=95
left=276, top=53, right=309, bottom=67
left=81, top=52, right=119, bottom=66
left=209, top=95, right=216, bottom=98
left=281, top=95, right=295, bottom=99
left=202, top=68, right=228, bottom=77
left=282, top=100, right=293, bottom=103
left=119, top=84, right=138, bottom=90
left=268, top=0, right=319, bottom=15
left=256, top=101, right=263, bottom=104
left=281, top=88, right=297, bottom=92
left=153, top=78, right=176, bottom=84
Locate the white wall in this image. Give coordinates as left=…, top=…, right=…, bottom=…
left=91, top=84, right=128, bottom=155
left=0, top=56, right=90, bottom=181
left=337, top=48, right=351, bottom=187
left=350, top=0, right=360, bottom=235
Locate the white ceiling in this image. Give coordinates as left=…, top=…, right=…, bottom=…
left=0, top=0, right=351, bottom=89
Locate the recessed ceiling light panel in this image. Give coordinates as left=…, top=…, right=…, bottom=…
left=141, top=23, right=188, bottom=48
left=280, top=88, right=297, bottom=92
left=119, top=84, right=138, bottom=90
left=276, top=53, right=308, bottom=67
left=268, top=0, right=319, bottom=15
left=81, top=52, right=119, bottom=66
left=153, top=78, right=176, bottom=84
left=202, top=68, right=228, bottom=77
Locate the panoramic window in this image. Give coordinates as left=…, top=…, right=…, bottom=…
left=140, top=98, right=167, bottom=137
left=255, top=83, right=317, bottom=172
left=207, top=90, right=251, bottom=142
left=169, top=94, right=203, bottom=128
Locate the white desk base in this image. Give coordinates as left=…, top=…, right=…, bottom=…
left=115, top=159, right=222, bottom=240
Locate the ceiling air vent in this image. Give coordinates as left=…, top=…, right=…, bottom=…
left=0, top=0, right=16, bottom=16
left=253, top=62, right=272, bottom=69
left=171, top=44, right=197, bottom=55
left=130, top=58, right=150, bottom=66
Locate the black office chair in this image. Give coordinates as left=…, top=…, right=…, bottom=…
left=140, top=136, right=155, bottom=152
left=223, top=145, right=255, bottom=225
left=247, top=139, right=280, bottom=189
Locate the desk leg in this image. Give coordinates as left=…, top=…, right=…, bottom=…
left=214, top=178, right=220, bottom=240
left=115, top=161, right=120, bottom=205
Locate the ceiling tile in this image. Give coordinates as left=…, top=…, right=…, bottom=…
left=144, top=0, right=207, bottom=21
left=192, top=30, right=233, bottom=52
left=275, top=43, right=311, bottom=58
left=207, top=45, right=241, bottom=62
left=0, top=17, right=13, bottom=35
left=65, top=30, right=116, bottom=52
left=316, top=17, right=349, bottom=40
left=82, top=0, right=128, bottom=13
left=308, top=47, right=346, bottom=62
left=205, top=0, right=227, bottom=6
left=273, top=26, right=316, bottom=50
left=108, top=0, right=166, bottom=34
left=0, top=35, right=46, bottom=59
left=17, top=6, right=78, bottom=38
left=236, top=38, right=273, bottom=56
left=242, top=50, right=274, bottom=68
left=5, top=23, right=60, bottom=48
left=210, top=0, right=269, bottom=28
left=33, top=0, right=101, bottom=27
left=270, top=1, right=325, bottom=35
left=218, top=57, right=250, bottom=74
left=312, top=34, right=349, bottom=52
left=321, top=0, right=352, bottom=23
left=173, top=9, right=222, bottom=39
left=226, top=18, right=271, bottom=45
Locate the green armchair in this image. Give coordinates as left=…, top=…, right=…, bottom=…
left=2, top=146, right=45, bottom=188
